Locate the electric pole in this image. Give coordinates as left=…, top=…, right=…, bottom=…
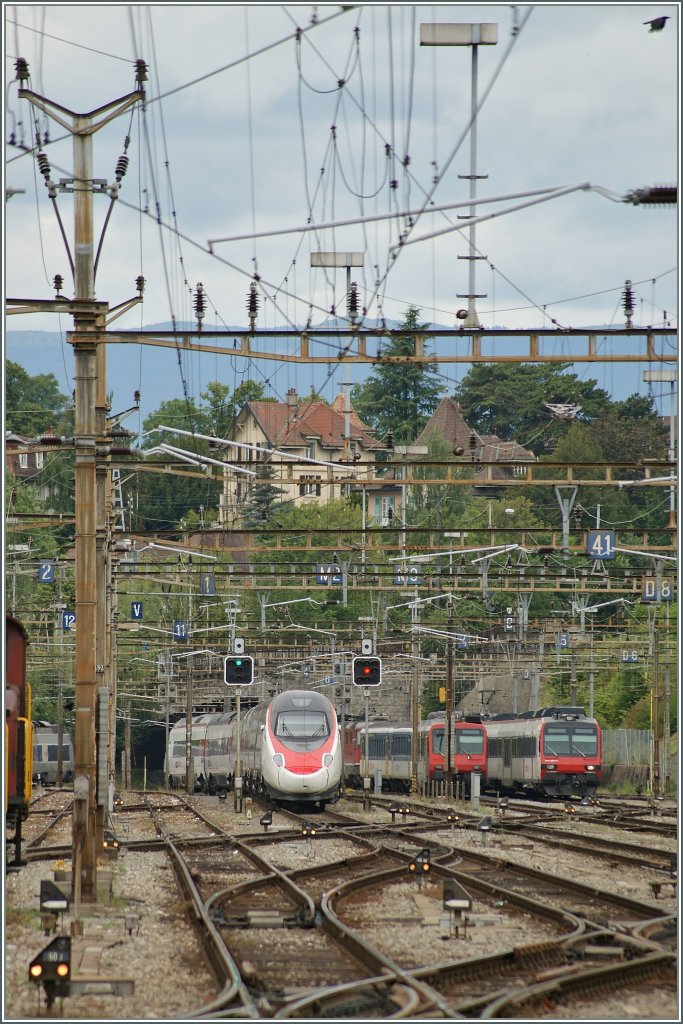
left=17, top=58, right=146, bottom=904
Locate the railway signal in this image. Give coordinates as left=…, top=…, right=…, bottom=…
left=29, top=936, right=71, bottom=1008
left=408, top=848, right=431, bottom=878
left=224, top=655, right=254, bottom=685
left=352, top=656, right=382, bottom=686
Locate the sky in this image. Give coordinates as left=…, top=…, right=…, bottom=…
left=3, top=2, right=679, bottom=419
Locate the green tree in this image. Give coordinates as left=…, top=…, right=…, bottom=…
left=242, top=462, right=285, bottom=526
left=453, top=363, right=612, bottom=455
left=6, top=361, right=70, bottom=436
left=200, top=379, right=267, bottom=437
left=351, top=306, right=445, bottom=444
left=139, top=396, right=204, bottom=449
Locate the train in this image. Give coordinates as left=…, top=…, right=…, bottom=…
left=32, top=721, right=74, bottom=785
left=167, top=689, right=343, bottom=807
left=484, top=706, right=602, bottom=798
left=343, top=713, right=487, bottom=795
left=5, top=614, right=33, bottom=867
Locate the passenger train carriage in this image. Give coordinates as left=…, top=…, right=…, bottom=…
left=32, top=722, right=74, bottom=785
left=167, top=690, right=342, bottom=807
left=484, top=706, right=601, bottom=798
left=343, top=713, right=486, bottom=795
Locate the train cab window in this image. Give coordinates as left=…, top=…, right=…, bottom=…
left=455, top=728, right=484, bottom=755
left=431, top=728, right=445, bottom=756
left=570, top=725, right=598, bottom=756
left=543, top=726, right=571, bottom=755
left=274, top=711, right=329, bottom=740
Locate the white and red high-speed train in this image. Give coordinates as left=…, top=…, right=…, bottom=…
left=167, top=689, right=343, bottom=807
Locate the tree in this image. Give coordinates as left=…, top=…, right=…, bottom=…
left=453, top=363, right=612, bottom=455
left=351, top=306, right=445, bottom=444
left=200, top=379, right=266, bottom=437
left=6, top=361, right=70, bottom=436
left=242, top=461, right=285, bottom=526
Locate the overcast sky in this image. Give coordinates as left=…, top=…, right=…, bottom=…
left=4, top=3, right=679, bottom=415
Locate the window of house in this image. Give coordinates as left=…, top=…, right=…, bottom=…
left=513, top=465, right=526, bottom=477
left=306, top=442, right=315, bottom=460
left=35, top=452, right=44, bottom=469
left=19, top=453, right=28, bottom=469
left=299, top=475, right=322, bottom=497
left=374, top=495, right=395, bottom=522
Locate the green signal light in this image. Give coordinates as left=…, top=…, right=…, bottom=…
left=235, top=659, right=243, bottom=666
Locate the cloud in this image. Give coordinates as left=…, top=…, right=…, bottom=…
left=5, top=3, right=677, bottom=344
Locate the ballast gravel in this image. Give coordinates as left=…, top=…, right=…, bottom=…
left=4, top=791, right=679, bottom=1021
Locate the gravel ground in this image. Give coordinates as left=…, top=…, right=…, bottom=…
left=4, top=792, right=679, bottom=1021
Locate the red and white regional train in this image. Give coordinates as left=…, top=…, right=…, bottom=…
left=343, top=713, right=487, bottom=794
left=167, top=689, right=343, bottom=807
left=484, top=706, right=602, bottom=798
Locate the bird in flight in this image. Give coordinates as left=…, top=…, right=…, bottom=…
left=643, top=16, right=670, bottom=31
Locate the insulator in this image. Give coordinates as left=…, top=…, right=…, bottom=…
left=622, top=279, right=635, bottom=327
left=623, top=185, right=677, bottom=206
left=15, top=58, right=30, bottom=82
left=347, top=282, right=359, bottom=319
left=115, top=155, right=129, bottom=181
left=37, top=152, right=51, bottom=180
left=53, top=275, right=63, bottom=294
left=135, top=275, right=145, bottom=294
left=194, top=283, right=206, bottom=324
left=247, top=281, right=259, bottom=328
left=468, top=432, right=478, bottom=449
left=133, top=391, right=141, bottom=404
left=135, top=59, right=148, bottom=85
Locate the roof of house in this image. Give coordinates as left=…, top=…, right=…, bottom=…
left=243, top=395, right=377, bottom=451
left=414, top=397, right=535, bottom=464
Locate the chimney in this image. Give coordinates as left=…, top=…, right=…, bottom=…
left=286, top=387, right=298, bottom=410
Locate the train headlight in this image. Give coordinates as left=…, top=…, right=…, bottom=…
left=322, top=753, right=333, bottom=767
left=585, top=765, right=595, bottom=772
left=546, top=764, right=557, bottom=771
left=272, top=754, right=284, bottom=768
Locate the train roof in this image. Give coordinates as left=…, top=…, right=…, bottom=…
left=486, top=706, right=591, bottom=722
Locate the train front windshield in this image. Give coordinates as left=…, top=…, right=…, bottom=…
left=455, top=728, right=484, bottom=755
left=274, top=711, right=329, bottom=741
left=543, top=723, right=598, bottom=757
left=433, top=728, right=484, bottom=756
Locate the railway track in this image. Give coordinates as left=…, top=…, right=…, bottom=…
left=12, top=791, right=677, bottom=1019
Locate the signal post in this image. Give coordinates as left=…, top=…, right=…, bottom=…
left=352, top=646, right=382, bottom=809
left=224, top=642, right=253, bottom=811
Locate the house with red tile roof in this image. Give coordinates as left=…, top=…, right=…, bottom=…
left=224, top=389, right=400, bottom=525
left=413, top=397, right=536, bottom=488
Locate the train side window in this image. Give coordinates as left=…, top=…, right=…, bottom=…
left=391, top=734, right=410, bottom=759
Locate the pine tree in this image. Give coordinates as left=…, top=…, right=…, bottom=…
left=351, top=306, right=445, bottom=444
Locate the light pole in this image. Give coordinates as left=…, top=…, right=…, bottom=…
left=643, top=369, right=677, bottom=529
left=310, top=251, right=364, bottom=324
left=420, top=22, right=498, bottom=328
